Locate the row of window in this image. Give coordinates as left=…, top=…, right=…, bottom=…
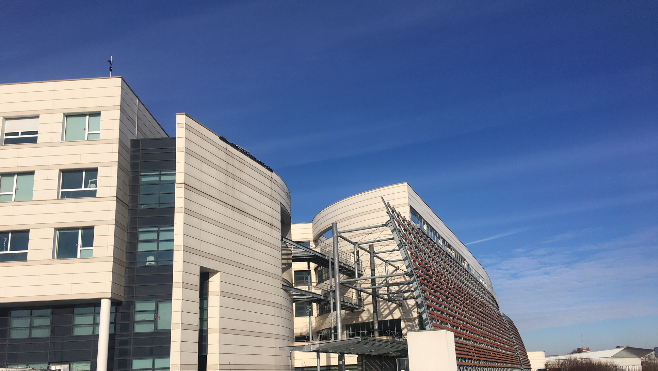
left=7, top=302, right=170, bottom=339
left=1, top=113, right=100, bottom=145
left=0, top=225, right=175, bottom=264
left=8, top=307, right=116, bottom=339
left=0, top=169, right=175, bottom=208
left=0, top=169, right=97, bottom=203
left=6, top=359, right=170, bottom=371
left=293, top=266, right=330, bottom=287
left=8, top=362, right=91, bottom=371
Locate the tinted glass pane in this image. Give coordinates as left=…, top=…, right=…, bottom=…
left=14, top=173, right=34, bottom=201
left=0, top=232, right=9, bottom=252
left=159, top=193, right=175, bottom=204
left=140, top=173, right=160, bottom=184
left=81, top=227, right=94, bottom=247
left=32, top=316, right=50, bottom=326
left=79, top=249, right=93, bottom=258
left=74, top=314, right=94, bottom=325
left=9, top=328, right=29, bottom=338
left=132, top=359, right=153, bottom=369
left=32, top=309, right=51, bottom=316
left=160, top=183, right=175, bottom=193
left=10, top=317, right=30, bottom=327
left=0, top=194, right=12, bottom=202
left=139, top=194, right=159, bottom=205
left=61, top=171, right=83, bottom=190
left=73, top=325, right=94, bottom=336
left=160, top=171, right=175, bottom=182
left=159, top=228, right=174, bottom=240
left=134, top=322, right=155, bottom=332
left=154, top=358, right=170, bottom=368
left=61, top=189, right=96, bottom=198
left=10, top=231, right=29, bottom=251
left=157, top=301, right=172, bottom=330
left=158, top=240, right=174, bottom=251
left=0, top=175, right=14, bottom=193
left=11, top=310, right=30, bottom=317
left=71, top=361, right=92, bottom=371
left=88, top=113, right=101, bottom=132
left=4, top=136, right=38, bottom=144
left=86, top=133, right=100, bottom=140
left=74, top=307, right=94, bottom=314
left=140, top=184, right=159, bottom=194
left=138, top=228, right=158, bottom=240
left=57, top=229, right=79, bottom=259
left=84, top=169, right=98, bottom=189
left=135, top=301, right=156, bottom=311
left=0, top=252, right=27, bottom=262
left=135, top=312, right=154, bottom=321
left=31, top=327, right=50, bottom=337
left=65, top=115, right=87, bottom=141
left=138, top=241, right=158, bottom=251
left=158, top=251, right=174, bottom=262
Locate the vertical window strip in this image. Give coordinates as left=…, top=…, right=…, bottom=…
left=134, top=300, right=172, bottom=333
left=139, top=170, right=175, bottom=208
left=60, top=169, right=98, bottom=199
left=73, top=305, right=116, bottom=335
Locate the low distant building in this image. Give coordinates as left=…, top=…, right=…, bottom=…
left=546, top=347, right=655, bottom=371
left=527, top=351, right=546, bottom=371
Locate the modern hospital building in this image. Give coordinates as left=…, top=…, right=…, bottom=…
left=0, top=77, right=530, bottom=371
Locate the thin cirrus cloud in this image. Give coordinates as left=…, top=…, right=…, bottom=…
left=466, top=227, right=531, bottom=245
left=487, top=226, right=658, bottom=331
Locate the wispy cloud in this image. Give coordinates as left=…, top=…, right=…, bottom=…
left=467, top=227, right=530, bottom=245
left=487, top=226, right=658, bottom=331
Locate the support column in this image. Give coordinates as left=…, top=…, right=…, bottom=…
left=369, top=245, right=379, bottom=337
left=332, top=222, right=345, bottom=371
left=96, top=298, right=111, bottom=371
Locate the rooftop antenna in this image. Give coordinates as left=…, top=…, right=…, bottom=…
left=108, top=56, right=113, bottom=77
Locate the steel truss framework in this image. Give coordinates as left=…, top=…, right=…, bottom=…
left=383, top=200, right=531, bottom=371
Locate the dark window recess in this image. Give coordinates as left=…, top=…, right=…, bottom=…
left=139, top=170, right=175, bottom=208
left=295, top=302, right=313, bottom=317
left=198, top=272, right=209, bottom=371
left=294, top=270, right=311, bottom=287
left=345, top=319, right=402, bottom=339
left=316, top=327, right=338, bottom=341
left=318, top=301, right=336, bottom=316
left=315, top=266, right=329, bottom=284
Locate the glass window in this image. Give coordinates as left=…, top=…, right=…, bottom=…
left=60, top=169, right=97, bottom=198
left=70, top=362, right=92, bottom=371
left=295, top=302, right=313, bottom=317
left=56, top=227, right=94, bottom=259
left=315, top=266, right=329, bottom=284
left=9, top=309, right=51, bottom=338
left=132, top=358, right=170, bottom=371
left=73, top=306, right=116, bottom=335
left=139, top=170, right=176, bottom=208
left=134, top=300, right=171, bottom=332
left=294, top=270, right=311, bottom=287
left=0, top=172, right=34, bottom=202
left=0, top=230, right=29, bottom=262
left=3, top=116, right=39, bottom=145
left=64, top=113, right=100, bottom=141
left=137, top=225, right=174, bottom=266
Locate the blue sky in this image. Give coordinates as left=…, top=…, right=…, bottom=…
left=2, top=0, right=656, bottom=356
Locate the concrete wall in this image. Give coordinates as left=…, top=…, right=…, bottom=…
left=171, top=114, right=293, bottom=370
left=0, top=77, right=165, bottom=304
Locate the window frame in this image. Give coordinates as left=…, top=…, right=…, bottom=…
left=138, top=170, right=176, bottom=208
left=64, top=112, right=101, bottom=142
left=0, top=230, right=29, bottom=262
left=134, top=300, right=172, bottom=333
left=0, top=172, right=35, bottom=202
left=59, top=168, right=98, bottom=199
left=2, top=116, right=39, bottom=145
left=9, top=309, right=52, bottom=338
left=136, top=225, right=174, bottom=266
left=55, top=227, right=94, bottom=259
left=294, top=270, right=312, bottom=287
left=295, top=301, right=313, bottom=317
left=73, top=305, right=116, bottom=336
